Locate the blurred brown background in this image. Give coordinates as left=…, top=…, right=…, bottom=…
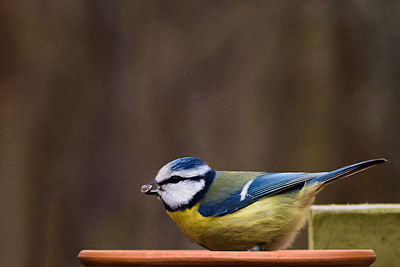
left=1, top=1, right=399, bottom=266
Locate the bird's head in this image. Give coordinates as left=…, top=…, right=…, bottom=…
left=141, top=157, right=216, bottom=211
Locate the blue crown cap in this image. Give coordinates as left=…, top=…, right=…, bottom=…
left=169, top=157, right=207, bottom=171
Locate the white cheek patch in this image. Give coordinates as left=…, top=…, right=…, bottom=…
left=159, top=179, right=206, bottom=210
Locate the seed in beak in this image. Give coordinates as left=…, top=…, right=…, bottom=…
left=140, top=181, right=160, bottom=195
left=141, top=184, right=152, bottom=193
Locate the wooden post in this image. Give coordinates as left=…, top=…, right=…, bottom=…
left=309, top=204, right=400, bottom=267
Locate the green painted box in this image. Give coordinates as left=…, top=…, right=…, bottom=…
left=309, top=204, right=400, bottom=267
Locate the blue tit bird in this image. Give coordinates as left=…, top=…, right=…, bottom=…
left=141, top=157, right=387, bottom=251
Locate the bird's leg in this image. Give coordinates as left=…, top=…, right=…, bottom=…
left=248, top=245, right=264, bottom=251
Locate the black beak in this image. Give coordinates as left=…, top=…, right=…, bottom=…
left=141, top=180, right=160, bottom=195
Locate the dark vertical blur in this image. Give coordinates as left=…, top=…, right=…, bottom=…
left=0, top=1, right=399, bottom=266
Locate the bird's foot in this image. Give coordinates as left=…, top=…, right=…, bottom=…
left=248, top=245, right=264, bottom=251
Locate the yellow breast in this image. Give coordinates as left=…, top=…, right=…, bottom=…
left=167, top=184, right=319, bottom=250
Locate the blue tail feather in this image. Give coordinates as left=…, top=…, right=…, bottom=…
left=310, top=158, right=388, bottom=185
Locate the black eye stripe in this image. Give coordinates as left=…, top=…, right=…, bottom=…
left=159, top=176, right=184, bottom=185
left=159, top=175, right=204, bottom=185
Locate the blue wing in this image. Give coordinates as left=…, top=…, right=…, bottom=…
left=198, top=172, right=323, bottom=217
left=198, top=159, right=387, bottom=217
